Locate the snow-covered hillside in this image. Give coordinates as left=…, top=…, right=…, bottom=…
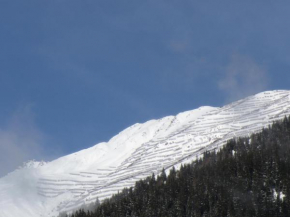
left=1, top=90, right=290, bottom=217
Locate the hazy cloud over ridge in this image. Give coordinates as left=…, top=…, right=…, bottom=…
left=0, top=105, right=45, bottom=177
left=218, top=54, right=268, bottom=102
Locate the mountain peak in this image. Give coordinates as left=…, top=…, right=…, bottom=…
left=1, top=90, right=290, bottom=217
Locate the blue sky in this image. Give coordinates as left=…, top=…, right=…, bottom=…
left=1, top=1, right=290, bottom=176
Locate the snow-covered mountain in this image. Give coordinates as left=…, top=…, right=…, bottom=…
left=1, top=90, right=290, bottom=217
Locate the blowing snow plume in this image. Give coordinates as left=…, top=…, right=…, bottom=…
left=0, top=105, right=45, bottom=177
left=218, top=54, right=268, bottom=102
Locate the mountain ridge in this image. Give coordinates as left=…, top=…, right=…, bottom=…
left=1, top=90, right=290, bottom=217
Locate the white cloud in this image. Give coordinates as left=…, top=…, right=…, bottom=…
left=218, top=54, right=268, bottom=102
left=0, top=105, right=45, bottom=177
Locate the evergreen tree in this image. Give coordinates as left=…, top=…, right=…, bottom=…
left=67, top=116, right=290, bottom=217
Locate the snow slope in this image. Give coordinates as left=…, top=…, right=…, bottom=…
left=1, top=90, right=290, bottom=217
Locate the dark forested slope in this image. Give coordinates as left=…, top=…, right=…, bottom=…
left=68, top=116, right=290, bottom=217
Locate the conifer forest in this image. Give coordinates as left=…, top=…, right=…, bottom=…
left=66, top=117, right=290, bottom=217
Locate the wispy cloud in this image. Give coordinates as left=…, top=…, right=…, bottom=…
left=218, top=54, right=268, bottom=102
left=0, top=104, right=45, bottom=177
left=169, top=39, right=190, bottom=53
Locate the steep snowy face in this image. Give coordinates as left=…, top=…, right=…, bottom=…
left=1, top=90, right=290, bottom=217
